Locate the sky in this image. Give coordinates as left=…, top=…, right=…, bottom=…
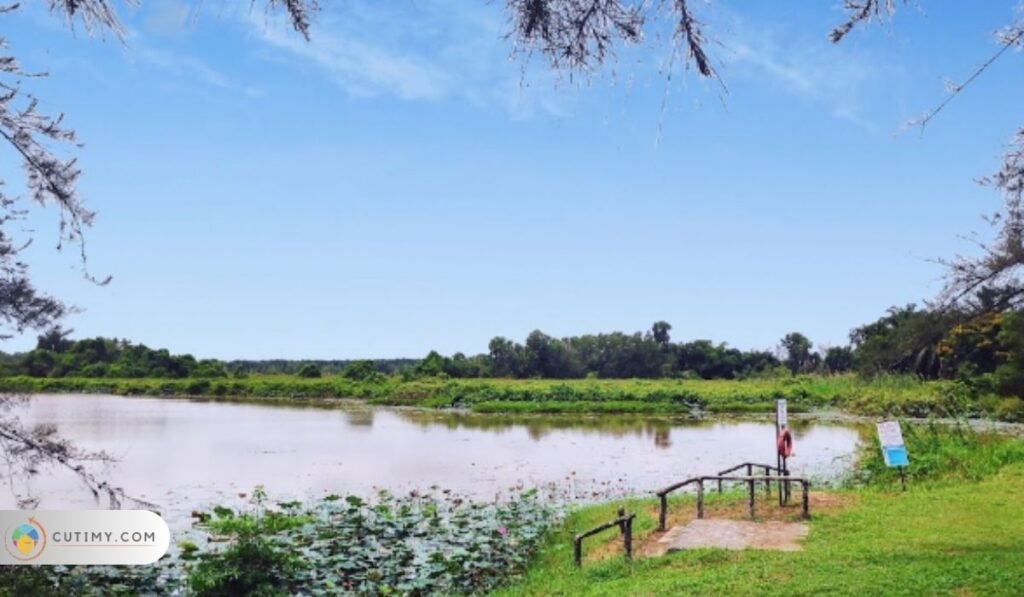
left=3, top=1, right=1023, bottom=359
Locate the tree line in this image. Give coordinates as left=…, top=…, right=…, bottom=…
left=0, top=331, right=409, bottom=380
left=4, top=297, right=1024, bottom=404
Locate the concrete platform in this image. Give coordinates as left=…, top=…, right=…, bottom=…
left=648, top=519, right=809, bottom=556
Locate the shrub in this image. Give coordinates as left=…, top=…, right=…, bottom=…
left=295, top=364, right=322, bottom=378
left=996, top=397, right=1024, bottom=422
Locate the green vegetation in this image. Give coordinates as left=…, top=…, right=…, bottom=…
left=2, top=373, right=1018, bottom=419
left=2, top=488, right=557, bottom=596
left=8, top=298, right=1024, bottom=421
left=294, top=363, right=322, bottom=378
left=495, top=425, right=1024, bottom=596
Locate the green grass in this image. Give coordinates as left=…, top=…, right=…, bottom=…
left=0, top=373, right=993, bottom=418
left=496, top=427, right=1024, bottom=596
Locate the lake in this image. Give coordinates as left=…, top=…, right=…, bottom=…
left=3, top=394, right=862, bottom=528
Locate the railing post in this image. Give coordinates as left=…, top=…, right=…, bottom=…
left=697, top=480, right=705, bottom=520
left=747, top=479, right=755, bottom=520
left=778, top=456, right=784, bottom=507
left=717, top=478, right=722, bottom=493
left=623, top=515, right=633, bottom=561
left=658, top=493, right=667, bottom=531
left=763, top=466, right=770, bottom=496
left=801, top=481, right=810, bottom=520
left=746, top=463, right=752, bottom=478
left=573, top=537, right=582, bottom=567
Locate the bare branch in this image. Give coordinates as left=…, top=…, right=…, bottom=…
left=906, top=26, right=1024, bottom=131
left=937, top=128, right=1024, bottom=310
left=830, top=0, right=899, bottom=43
left=673, top=0, right=715, bottom=78
left=506, top=0, right=645, bottom=72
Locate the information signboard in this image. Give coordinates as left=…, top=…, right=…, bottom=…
left=876, top=421, right=909, bottom=468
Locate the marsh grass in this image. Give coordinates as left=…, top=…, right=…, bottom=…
left=0, top=373, right=993, bottom=418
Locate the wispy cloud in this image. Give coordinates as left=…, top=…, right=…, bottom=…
left=717, top=14, right=888, bottom=131
left=141, top=0, right=195, bottom=37
left=131, top=44, right=234, bottom=89
left=249, top=14, right=450, bottom=100
left=241, top=1, right=566, bottom=117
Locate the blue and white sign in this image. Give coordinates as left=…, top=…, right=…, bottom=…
left=876, top=421, right=909, bottom=468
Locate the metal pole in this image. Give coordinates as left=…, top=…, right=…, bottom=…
left=801, top=481, right=810, bottom=520
left=776, top=414, right=783, bottom=507
left=747, top=479, right=755, bottom=519
left=623, top=517, right=633, bottom=561
left=899, top=466, right=907, bottom=491
left=573, top=538, right=582, bottom=567
left=763, top=465, right=770, bottom=496
left=658, top=494, right=667, bottom=531
left=782, top=456, right=790, bottom=504
left=778, top=459, right=784, bottom=506
left=697, top=481, right=705, bottom=520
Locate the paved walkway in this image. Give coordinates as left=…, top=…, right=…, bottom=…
left=646, top=519, right=809, bottom=556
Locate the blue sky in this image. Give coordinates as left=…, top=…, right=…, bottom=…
left=4, top=1, right=1023, bottom=359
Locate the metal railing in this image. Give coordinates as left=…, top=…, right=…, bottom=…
left=655, top=474, right=810, bottom=531
left=572, top=507, right=636, bottom=567
left=716, top=461, right=793, bottom=504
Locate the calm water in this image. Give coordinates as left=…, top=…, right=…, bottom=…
left=4, top=394, right=861, bottom=528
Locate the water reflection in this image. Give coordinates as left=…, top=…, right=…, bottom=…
left=2, top=395, right=862, bottom=529
left=394, top=410, right=695, bottom=445
left=344, top=410, right=375, bottom=428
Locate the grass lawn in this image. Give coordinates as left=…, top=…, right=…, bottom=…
left=497, top=465, right=1024, bottom=595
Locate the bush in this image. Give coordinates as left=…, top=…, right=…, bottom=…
left=341, top=360, right=376, bottom=381
left=996, top=397, right=1024, bottom=422
left=295, top=364, right=321, bottom=378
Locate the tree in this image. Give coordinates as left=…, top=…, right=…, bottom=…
left=850, top=305, right=952, bottom=378
left=35, top=326, right=73, bottom=353
left=488, top=336, right=524, bottom=378
left=342, top=359, right=377, bottom=381
left=651, top=321, right=672, bottom=346
left=780, top=332, right=813, bottom=375
left=414, top=351, right=446, bottom=377
left=824, top=346, right=855, bottom=374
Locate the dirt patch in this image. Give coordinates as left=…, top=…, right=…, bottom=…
left=808, top=491, right=856, bottom=512
left=637, top=490, right=853, bottom=557
left=647, top=519, right=809, bottom=556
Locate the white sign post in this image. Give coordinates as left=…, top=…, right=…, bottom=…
left=776, top=399, right=788, bottom=428
left=775, top=399, right=789, bottom=504
left=876, top=421, right=909, bottom=490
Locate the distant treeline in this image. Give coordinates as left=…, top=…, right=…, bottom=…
left=4, top=294, right=1024, bottom=400
left=0, top=331, right=413, bottom=380
left=223, top=359, right=418, bottom=376
left=411, top=325, right=787, bottom=380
